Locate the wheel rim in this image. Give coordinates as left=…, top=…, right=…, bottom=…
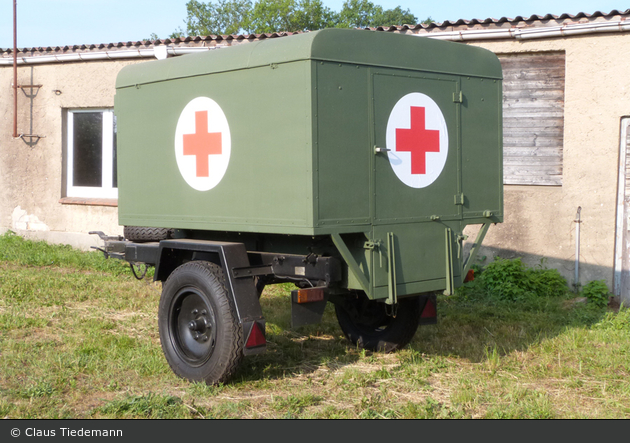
left=169, top=287, right=218, bottom=367
left=342, top=297, right=393, bottom=336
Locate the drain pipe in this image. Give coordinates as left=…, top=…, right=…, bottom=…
left=574, top=207, right=582, bottom=291
left=423, top=18, right=630, bottom=42
left=12, top=0, right=18, bottom=138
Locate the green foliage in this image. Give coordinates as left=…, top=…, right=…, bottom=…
left=581, top=280, right=610, bottom=308
left=179, top=0, right=428, bottom=36
left=93, top=394, right=191, bottom=419
left=19, top=380, right=56, bottom=399
left=186, top=0, right=254, bottom=35
left=169, top=27, right=187, bottom=39
left=593, top=307, right=630, bottom=330
left=0, top=231, right=130, bottom=276
left=527, top=263, right=570, bottom=298
left=336, top=0, right=416, bottom=28
left=459, top=257, right=569, bottom=302
left=250, top=0, right=338, bottom=34
left=271, top=393, right=322, bottom=414
left=483, top=388, right=556, bottom=419
left=1, top=235, right=628, bottom=418
left=399, top=398, right=457, bottom=419
left=480, top=258, right=532, bottom=300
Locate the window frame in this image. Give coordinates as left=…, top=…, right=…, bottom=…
left=66, top=108, right=118, bottom=199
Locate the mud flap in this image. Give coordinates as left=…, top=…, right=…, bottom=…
left=419, top=293, right=437, bottom=325
left=290, top=287, right=328, bottom=328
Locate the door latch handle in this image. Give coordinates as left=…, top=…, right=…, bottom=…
left=374, top=146, right=390, bottom=153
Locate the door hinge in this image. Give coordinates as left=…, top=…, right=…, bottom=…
left=453, top=91, right=463, bottom=103
left=364, top=240, right=384, bottom=268
left=454, top=193, right=465, bottom=205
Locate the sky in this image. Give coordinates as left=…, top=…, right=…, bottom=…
left=0, top=0, right=627, bottom=49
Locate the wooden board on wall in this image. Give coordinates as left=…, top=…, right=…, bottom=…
left=499, top=52, right=565, bottom=186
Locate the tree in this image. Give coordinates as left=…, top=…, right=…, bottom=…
left=336, top=0, right=418, bottom=28
left=375, top=5, right=418, bottom=27
left=173, top=0, right=429, bottom=36
left=185, top=0, right=253, bottom=35
left=292, top=0, right=337, bottom=31
left=170, top=27, right=187, bottom=39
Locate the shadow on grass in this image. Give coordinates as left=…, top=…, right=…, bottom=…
left=232, top=284, right=614, bottom=383
left=231, top=292, right=360, bottom=383
left=408, top=292, right=612, bottom=363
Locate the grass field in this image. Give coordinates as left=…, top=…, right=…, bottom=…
left=0, top=232, right=628, bottom=419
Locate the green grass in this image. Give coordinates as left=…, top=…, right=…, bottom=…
left=0, top=231, right=130, bottom=275
left=0, top=232, right=629, bottom=418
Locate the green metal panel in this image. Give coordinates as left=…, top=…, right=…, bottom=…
left=460, top=76, right=503, bottom=223
left=371, top=71, right=460, bottom=224
left=314, top=61, right=371, bottom=227
left=114, top=28, right=503, bottom=295
left=115, top=29, right=502, bottom=90
left=372, top=222, right=462, bottom=294
left=116, top=61, right=315, bottom=233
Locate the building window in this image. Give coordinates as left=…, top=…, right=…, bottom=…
left=66, top=109, right=117, bottom=199
left=499, top=52, right=565, bottom=186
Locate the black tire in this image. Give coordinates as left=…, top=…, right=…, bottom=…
left=124, top=226, right=172, bottom=242
left=334, top=292, right=421, bottom=352
left=158, top=261, right=243, bottom=385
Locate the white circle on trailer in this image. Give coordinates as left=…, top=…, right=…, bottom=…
left=174, top=97, right=231, bottom=191
left=386, top=92, right=449, bottom=189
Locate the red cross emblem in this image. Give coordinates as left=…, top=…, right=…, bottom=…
left=175, top=96, right=231, bottom=192
left=183, top=111, right=223, bottom=177
left=395, top=106, right=440, bottom=175
left=386, top=92, right=448, bottom=189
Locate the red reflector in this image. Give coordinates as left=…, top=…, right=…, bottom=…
left=464, top=269, right=475, bottom=283
left=296, top=287, right=325, bottom=304
left=421, top=298, right=436, bottom=319
left=245, top=322, right=266, bottom=348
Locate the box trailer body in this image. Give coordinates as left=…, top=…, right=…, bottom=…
left=102, top=28, right=503, bottom=384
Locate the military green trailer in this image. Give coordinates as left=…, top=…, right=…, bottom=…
left=94, top=28, right=503, bottom=384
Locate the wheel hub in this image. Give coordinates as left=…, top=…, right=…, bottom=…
left=171, top=290, right=217, bottom=365
left=188, top=312, right=211, bottom=342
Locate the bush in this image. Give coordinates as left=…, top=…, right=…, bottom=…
left=527, top=262, right=571, bottom=298
left=459, top=257, right=569, bottom=301
left=480, top=258, right=532, bottom=300
left=581, top=280, right=610, bottom=308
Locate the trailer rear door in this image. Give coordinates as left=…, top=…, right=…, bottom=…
left=371, top=71, right=461, bottom=224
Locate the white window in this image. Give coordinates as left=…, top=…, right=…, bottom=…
left=66, top=109, right=117, bottom=199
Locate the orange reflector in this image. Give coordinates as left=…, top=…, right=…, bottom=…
left=296, top=287, right=325, bottom=304
left=245, top=322, right=266, bottom=348
left=420, top=298, right=436, bottom=319
left=464, top=269, right=475, bottom=283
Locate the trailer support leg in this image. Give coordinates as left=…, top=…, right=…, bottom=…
left=445, top=228, right=455, bottom=296
left=386, top=232, right=398, bottom=307
left=331, top=233, right=372, bottom=298
left=462, top=222, right=491, bottom=278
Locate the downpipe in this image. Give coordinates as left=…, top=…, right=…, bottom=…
left=12, top=0, right=18, bottom=138
left=574, top=207, right=582, bottom=291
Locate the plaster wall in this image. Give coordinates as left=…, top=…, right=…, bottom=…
left=466, top=33, right=630, bottom=289
left=0, top=59, right=142, bottom=249
left=1, top=32, right=629, bottom=291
